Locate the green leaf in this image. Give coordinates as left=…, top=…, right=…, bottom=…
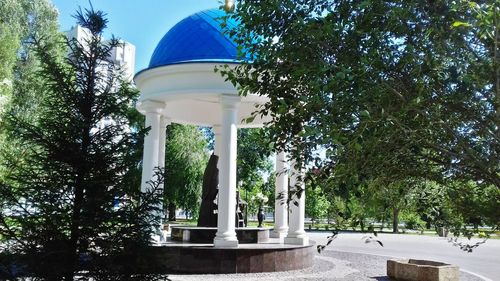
left=360, top=110, right=370, bottom=118
left=244, top=116, right=255, bottom=123
left=335, top=72, right=346, bottom=80
left=452, top=21, right=471, bottom=28
left=354, top=142, right=362, bottom=151
left=359, top=0, right=370, bottom=9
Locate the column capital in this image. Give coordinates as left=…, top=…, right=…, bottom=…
left=220, top=94, right=241, bottom=109
left=136, top=100, right=165, bottom=115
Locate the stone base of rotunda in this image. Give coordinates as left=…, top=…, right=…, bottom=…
left=132, top=239, right=315, bottom=274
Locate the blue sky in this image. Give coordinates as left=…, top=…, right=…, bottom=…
left=51, top=0, right=222, bottom=73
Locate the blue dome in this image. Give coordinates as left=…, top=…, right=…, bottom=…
left=148, top=9, right=243, bottom=68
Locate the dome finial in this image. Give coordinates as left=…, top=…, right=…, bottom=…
left=224, top=0, right=235, bottom=12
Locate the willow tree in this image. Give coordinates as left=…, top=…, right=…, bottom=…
left=164, top=124, right=208, bottom=221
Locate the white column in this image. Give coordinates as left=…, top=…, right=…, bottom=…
left=214, top=94, right=240, bottom=248
left=139, top=100, right=165, bottom=193
left=213, top=125, right=222, bottom=158
left=271, top=151, right=289, bottom=239
left=284, top=160, right=309, bottom=245
left=157, top=116, right=169, bottom=174
left=138, top=100, right=165, bottom=243
left=157, top=116, right=170, bottom=233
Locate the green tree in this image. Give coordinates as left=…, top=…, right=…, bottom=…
left=242, top=178, right=273, bottom=221
left=164, top=124, right=208, bottom=221
left=417, top=180, right=500, bottom=237
left=305, top=186, right=330, bottom=227
left=367, top=179, right=421, bottom=233
left=237, top=128, right=274, bottom=189
left=236, top=128, right=274, bottom=221
left=447, top=181, right=500, bottom=232
left=0, top=7, right=160, bottom=280
left=0, top=0, right=25, bottom=100
left=221, top=0, right=499, bottom=228
left=0, top=0, right=60, bottom=114
left=0, top=0, right=61, bottom=184
left=0, top=1, right=18, bottom=100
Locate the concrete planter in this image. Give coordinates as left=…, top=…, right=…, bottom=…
left=387, top=259, right=459, bottom=281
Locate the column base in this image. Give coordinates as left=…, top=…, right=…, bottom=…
left=270, top=229, right=288, bottom=239
left=284, top=236, right=309, bottom=246
left=285, top=231, right=309, bottom=246
left=151, top=231, right=167, bottom=245
left=213, top=236, right=239, bottom=248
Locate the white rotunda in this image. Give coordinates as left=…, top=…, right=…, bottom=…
left=135, top=8, right=308, bottom=248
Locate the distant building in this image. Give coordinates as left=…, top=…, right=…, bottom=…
left=65, top=25, right=136, bottom=81
left=65, top=25, right=136, bottom=133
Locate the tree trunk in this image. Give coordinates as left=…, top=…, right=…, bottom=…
left=168, top=203, right=176, bottom=221
left=66, top=177, right=84, bottom=280
left=380, top=209, right=386, bottom=231
left=392, top=208, right=400, bottom=233
left=66, top=119, right=92, bottom=280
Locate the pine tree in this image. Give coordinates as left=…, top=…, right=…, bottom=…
left=0, top=7, right=161, bottom=280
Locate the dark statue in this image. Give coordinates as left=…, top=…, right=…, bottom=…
left=197, top=154, right=219, bottom=227
left=257, top=207, right=265, bottom=228
left=197, top=154, right=248, bottom=228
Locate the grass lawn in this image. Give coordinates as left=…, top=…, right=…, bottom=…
left=165, top=218, right=499, bottom=239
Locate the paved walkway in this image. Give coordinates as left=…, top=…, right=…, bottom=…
left=166, top=231, right=499, bottom=281
left=308, top=231, right=499, bottom=281
left=167, top=251, right=484, bottom=280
